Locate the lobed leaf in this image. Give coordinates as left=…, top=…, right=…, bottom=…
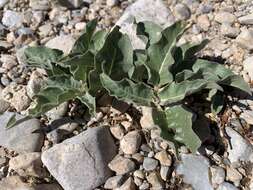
left=100, top=73, right=154, bottom=106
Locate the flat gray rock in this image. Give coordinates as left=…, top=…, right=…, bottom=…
left=176, top=154, right=213, bottom=190
left=116, top=0, right=174, bottom=49
left=226, top=127, right=253, bottom=163
left=0, top=112, right=44, bottom=153
left=42, top=126, right=117, bottom=190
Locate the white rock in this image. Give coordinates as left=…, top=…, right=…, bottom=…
left=146, top=172, right=164, bottom=189
left=120, top=131, right=142, bottom=154
left=226, top=127, right=253, bottom=163
left=236, top=29, right=253, bottom=51
left=238, top=13, right=253, bottom=25
left=2, top=10, right=23, bottom=28
left=42, top=126, right=117, bottom=190
left=220, top=23, right=240, bottom=38
left=106, top=0, right=118, bottom=7
left=243, top=57, right=253, bottom=81
left=0, top=0, right=8, bottom=8
left=45, top=102, right=68, bottom=121
left=217, top=182, right=239, bottom=190
left=29, top=0, right=50, bottom=10
left=45, top=35, right=75, bottom=54
left=143, top=157, right=159, bottom=171
left=26, top=70, right=45, bottom=99
left=117, top=177, right=136, bottom=190
left=116, top=0, right=174, bottom=49
left=2, top=84, right=31, bottom=112
left=0, top=176, right=32, bottom=190
left=9, top=152, right=47, bottom=178
left=108, top=156, right=136, bottom=175
left=140, top=106, right=156, bottom=129
left=226, top=167, right=242, bottom=187
left=173, top=3, right=191, bottom=20
left=104, top=175, right=125, bottom=189
left=215, top=12, right=237, bottom=24
left=176, top=154, right=213, bottom=190
left=0, top=112, right=44, bottom=153
left=210, top=166, right=225, bottom=186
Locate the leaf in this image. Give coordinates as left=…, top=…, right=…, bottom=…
left=164, top=105, right=201, bottom=152
left=78, top=92, right=96, bottom=116
left=180, top=39, right=209, bottom=60
left=90, top=29, right=108, bottom=53
left=146, top=22, right=185, bottom=86
left=192, top=59, right=234, bottom=79
left=24, top=47, right=64, bottom=75
left=136, top=21, right=163, bottom=46
left=60, top=51, right=95, bottom=81
left=158, top=79, right=208, bottom=105
left=29, top=76, right=86, bottom=117
left=88, top=69, right=104, bottom=96
left=71, top=19, right=98, bottom=54
left=96, top=27, right=134, bottom=80
left=219, top=75, right=252, bottom=95
left=100, top=73, right=154, bottom=106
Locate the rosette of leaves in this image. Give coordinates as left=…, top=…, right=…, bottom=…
left=7, top=19, right=251, bottom=153
left=99, top=21, right=251, bottom=152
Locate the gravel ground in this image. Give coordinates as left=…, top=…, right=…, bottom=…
left=0, top=0, right=253, bottom=190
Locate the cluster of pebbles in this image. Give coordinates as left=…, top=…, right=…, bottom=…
left=0, top=0, right=253, bottom=189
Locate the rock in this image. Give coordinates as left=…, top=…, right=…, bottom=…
left=29, top=0, right=50, bottom=10
left=176, top=154, right=212, bottom=190
left=0, top=99, right=10, bottom=113
left=61, top=0, right=83, bottom=8
left=47, top=121, right=79, bottom=143
left=146, top=172, right=164, bottom=189
left=2, top=10, right=23, bottom=28
left=120, top=131, right=142, bottom=154
left=236, top=29, right=253, bottom=51
left=0, top=156, right=7, bottom=167
left=226, top=167, right=242, bottom=187
left=173, top=3, right=191, bottom=20
left=45, top=102, right=68, bottom=121
left=210, top=166, right=225, bottom=187
left=42, top=126, right=117, bottom=190
left=45, top=35, right=75, bottom=54
left=104, top=175, right=125, bottom=189
left=143, top=157, right=159, bottom=171
left=238, top=13, right=253, bottom=25
left=140, top=106, right=157, bottom=129
left=9, top=152, right=47, bottom=178
left=0, top=54, right=17, bottom=70
left=0, top=0, right=8, bottom=8
left=220, top=23, right=240, bottom=38
left=2, top=84, right=31, bottom=112
left=139, top=182, right=150, bottom=190
left=33, top=184, right=63, bottom=190
left=110, top=124, right=125, bottom=140
left=160, top=166, right=170, bottom=181
left=26, top=70, right=45, bottom=99
left=197, top=15, right=210, bottom=31
left=116, top=0, right=174, bottom=49
left=106, top=0, right=118, bottom=7
left=215, top=12, right=237, bottom=24
left=226, top=127, right=253, bottom=163
left=154, top=151, right=172, bottom=166
left=243, top=57, right=253, bottom=80
left=240, top=110, right=253, bottom=125
left=217, top=182, right=239, bottom=190
left=38, top=24, right=53, bottom=37
left=0, top=112, right=44, bottom=153
left=0, top=176, right=32, bottom=190
left=133, top=170, right=145, bottom=179
left=117, top=177, right=136, bottom=190
left=108, top=156, right=136, bottom=175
